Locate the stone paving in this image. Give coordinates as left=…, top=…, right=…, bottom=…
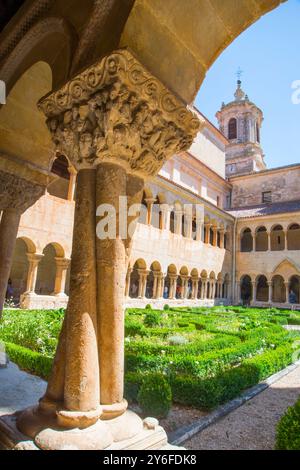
left=0, top=362, right=46, bottom=416
left=185, top=364, right=300, bottom=450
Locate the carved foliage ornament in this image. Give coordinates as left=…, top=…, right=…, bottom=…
left=38, top=49, right=202, bottom=176
left=0, top=170, right=45, bottom=212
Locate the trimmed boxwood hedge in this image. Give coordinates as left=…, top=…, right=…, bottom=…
left=125, top=344, right=294, bottom=410
left=275, top=396, right=300, bottom=450
left=4, top=342, right=52, bottom=380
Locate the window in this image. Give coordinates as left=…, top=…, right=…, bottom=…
left=256, top=122, right=260, bottom=143
left=262, top=191, right=272, bottom=204
left=216, top=196, right=220, bottom=208
left=228, top=118, right=237, bottom=140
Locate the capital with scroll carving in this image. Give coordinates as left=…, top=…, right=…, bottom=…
left=38, top=49, right=203, bottom=178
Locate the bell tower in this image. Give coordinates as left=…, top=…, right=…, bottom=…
left=216, top=78, right=266, bottom=178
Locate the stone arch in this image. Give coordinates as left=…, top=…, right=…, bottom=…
left=287, top=224, right=300, bottom=250
left=9, top=237, right=36, bottom=303
left=240, top=274, right=252, bottom=305
left=146, top=261, right=162, bottom=299
left=241, top=228, right=253, bottom=252
left=35, top=242, right=65, bottom=295
left=0, top=17, right=76, bottom=94
left=289, top=275, right=300, bottom=304
left=272, top=275, right=286, bottom=303
left=129, top=258, right=147, bottom=298
left=255, top=226, right=268, bottom=252
left=271, top=224, right=285, bottom=251
left=256, top=274, right=269, bottom=302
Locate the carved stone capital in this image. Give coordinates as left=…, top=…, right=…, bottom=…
left=0, top=170, right=45, bottom=212
left=39, top=49, right=203, bottom=177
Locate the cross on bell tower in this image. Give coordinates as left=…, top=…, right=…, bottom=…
left=216, top=73, right=266, bottom=178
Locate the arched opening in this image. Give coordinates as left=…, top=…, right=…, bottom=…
left=8, top=238, right=31, bottom=303
left=272, top=275, right=286, bottom=303
left=169, top=210, right=175, bottom=234
left=241, top=228, right=253, bottom=252
left=228, top=118, right=237, bottom=140
left=240, top=275, right=252, bottom=305
left=48, top=155, right=71, bottom=200
left=146, top=261, right=161, bottom=299
left=164, top=264, right=177, bottom=299
left=289, top=276, right=300, bottom=304
left=256, top=122, right=260, bottom=143
left=35, top=244, right=64, bottom=295
left=271, top=225, right=285, bottom=251
left=129, top=259, right=146, bottom=298
left=209, top=227, right=214, bottom=245
left=255, top=227, right=268, bottom=252
left=287, top=224, right=300, bottom=250
left=256, top=275, right=269, bottom=302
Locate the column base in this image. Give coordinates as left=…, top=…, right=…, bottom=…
left=2, top=410, right=171, bottom=450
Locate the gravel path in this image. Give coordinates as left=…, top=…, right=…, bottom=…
left=185, top=365, right=300, bottom=450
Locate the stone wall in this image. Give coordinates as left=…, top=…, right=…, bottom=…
left=231, top=165, right=300, bottom=208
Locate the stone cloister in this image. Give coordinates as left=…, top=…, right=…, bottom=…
left=127, top=259, right=230, bottom=303
left=0, top=0, right=285, bottom=451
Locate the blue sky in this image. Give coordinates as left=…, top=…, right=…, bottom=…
left=195, top=0, right=300, bottom=169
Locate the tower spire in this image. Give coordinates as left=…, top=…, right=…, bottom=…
left=234, top=68, right=245, bottom=101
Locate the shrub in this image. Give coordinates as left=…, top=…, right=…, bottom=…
left=125, top=319, right=146, bottom=337
left=145, top=304, right=152, bottom=310
left=163, top=305, right=170, bottom=311
left=137, top=373, right=172, bottom=419
left=168, top=335, right=189, bottom=346
left=143, top=311, right=161, bottom=328
left=4, top=342, right=53, bottom=380
left=276, top=397, right=300, bottom=450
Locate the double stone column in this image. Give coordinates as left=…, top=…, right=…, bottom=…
left=0, top=171, right=45, bottom=315
left=17, top=49, right=201, bottom=447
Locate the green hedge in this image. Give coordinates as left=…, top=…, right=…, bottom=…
left=125, top=344, right=294, bottom=410
left=4, top=342, right=53, bottom=380
left=275, top=396, right=300, bottom=450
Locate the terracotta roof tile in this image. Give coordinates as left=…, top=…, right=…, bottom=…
left=227, top=199, right=300, bottom=219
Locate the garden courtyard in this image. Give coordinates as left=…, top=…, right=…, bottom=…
left=0, top=305, right=299, bottom=450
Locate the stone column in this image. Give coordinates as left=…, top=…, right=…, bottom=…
left=145, top=198, right=156, bottom=225
left=195, top=205, right=204, bottom=242
left=211, top=280, right=216, bottom=299
left=184, top=213, right=193, bottom=239
left=268, top=281, right=273, bottom=304
left=153, top=273, right=159, bottom=299
left=212, top=227, right=218, bottom=247
left=0, top=209, right=21, bottom=312
left=67, top=166, right=77, bottom=201
left=25, top=253, right=44, bottom=294
left=236, top=281, right=241, bottom=303
left=267, top=232, right=271, bottom=251
left=53, top=258, right=70, bottom=296
left=191, top=279, right=198, bottom=299
left=141, top=272, right=148, bottom=299
left=160, top=204, right=170, bottom=231
left=169, top=275, right=177, bottom=299
left=204, top=223, right=211, bottom=244
left=285, top=281, right=290, bottom=304
left=252, top=281, right=256, bottom=303
left=175, top=210, right=183, bottom=235
left=219, top=230, right=225, bottom=249
left=125, top=268, right=132, bottom=298
left=0, top=171, right=45, bottom=316
left=20, top=49, right=201, bottom=449
left=284, top=230, right=288, bottom=250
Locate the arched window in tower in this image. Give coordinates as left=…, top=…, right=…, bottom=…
left=256, top=122, right=260, bottom=143
left=228, top=118, right=237, bottom=140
